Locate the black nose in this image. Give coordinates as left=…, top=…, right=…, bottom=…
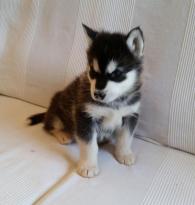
left=94, top=91, right=105, bottom=100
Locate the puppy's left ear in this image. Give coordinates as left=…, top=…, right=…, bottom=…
left=126, top=27, right=144, bottom=58
left=82, top=23, right=98, bottom=42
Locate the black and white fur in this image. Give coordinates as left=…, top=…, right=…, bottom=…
left=28, top=24, right=144, bottom=178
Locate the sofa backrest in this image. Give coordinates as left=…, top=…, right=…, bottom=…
left=0, top=0, right=194, bottom=154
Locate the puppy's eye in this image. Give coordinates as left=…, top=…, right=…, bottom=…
left=111, top=69, right=123, bottom=78
left=89, top=66, right=98, bottom=79
left=109, top=69, right=126, bottom=82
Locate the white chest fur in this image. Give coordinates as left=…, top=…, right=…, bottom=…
left=85, top=102, right=140, bottom=130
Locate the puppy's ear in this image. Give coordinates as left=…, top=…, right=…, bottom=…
left=82, top=24, right=98, bottom=42
left=126, top=27, right=144, bottom=58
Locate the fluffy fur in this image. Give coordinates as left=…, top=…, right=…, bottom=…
left=28, top=24, right=144, bottom=178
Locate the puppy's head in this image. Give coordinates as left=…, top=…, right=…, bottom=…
left=83, top=24, right=144, bottom=103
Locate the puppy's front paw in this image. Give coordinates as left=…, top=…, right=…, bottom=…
left=77, top=163, right=100, bottom=178
left=115, top=152, right=135, bottom=166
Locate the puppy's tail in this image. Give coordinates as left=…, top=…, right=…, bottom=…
left=27, top=112, right=46, bottom=126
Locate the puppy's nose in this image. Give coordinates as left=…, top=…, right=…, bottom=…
left=94, top=91, right=105, bottom=100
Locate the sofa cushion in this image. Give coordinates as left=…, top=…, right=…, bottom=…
left=0, top=0, right=80, bottom=106
left=1, top=96, right=195, bottom=205
left=0, top=96, right=74, bottom=204
left=39, top=149, right=195, bottom=205
left=134, top=0, right=195, bottom=154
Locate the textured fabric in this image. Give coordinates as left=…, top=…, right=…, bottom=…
left=168, top=0, right=195, bottom=154
left=133, top=0, right=191, bottom=146
left=0, top=96, right=72, bottom=205
left=142, top=150, right=195, bottom=205
left=133, top=0, right=195, bottom=154
left=40, top=150, right=195, bottom=205
left=0, top=1, right=195, bottom=153
left=0, top=0, right=80, bottom=106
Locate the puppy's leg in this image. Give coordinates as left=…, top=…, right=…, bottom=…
left=77, top=132, right=99, bottom=178
left=76, top=110, right=99, bottom=178
left=115, top=114, right=139, bottom=166
left=115, top=127, right=135, bottom=166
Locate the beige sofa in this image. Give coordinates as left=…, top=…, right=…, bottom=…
left=0, top=1, right=195, bottom=204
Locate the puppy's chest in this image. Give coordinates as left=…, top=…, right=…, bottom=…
left=95, top=110, right=123, bottom=142
left=85, top=102, right=140, bottom=132
left=98, top=110, right=123, bottom=131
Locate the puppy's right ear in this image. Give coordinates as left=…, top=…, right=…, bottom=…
left=82, top=24, right=98, bottom=42
left=126, top=27, right=144, bottom=59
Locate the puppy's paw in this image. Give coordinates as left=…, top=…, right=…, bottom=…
left=52, top=131, right=73, bottom=145
left=77, top=163, right=100, bottom=178
left=57, top=134, right=73, bottom=145
left=115, top=152, right=135, bottom=166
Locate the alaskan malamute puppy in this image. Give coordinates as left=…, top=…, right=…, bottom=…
left=28, top=24, right=144, bottom=178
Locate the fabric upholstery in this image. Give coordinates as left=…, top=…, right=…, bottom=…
left=40, top=150, right=195, bottom=205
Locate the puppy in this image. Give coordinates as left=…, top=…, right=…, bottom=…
left=28, top=24, right=144, bottom=178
